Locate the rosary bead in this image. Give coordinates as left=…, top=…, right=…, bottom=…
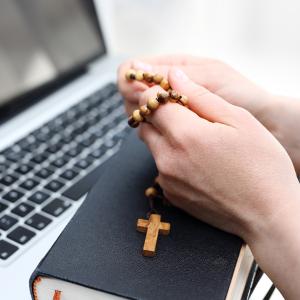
left=140, top=105, right=151, bottom=117
left=147, top=97, right=160, bottom=111
left=156, top=92, right=169, bottom=104
left=143, top=72, right=154, bottom=83
left=178, top=94, right=188, bottom=106
left=153, top=74, right=163, bottom=84
left=136, top=70, right=144, bottom=81
left=125, top=69, right=136, bottom=80
left=145, top=187, right=158, bottom=198
left=128, top=116, right=139, bottom=128
left=160, top=79, right=170, bottom=91
left=132, top=109, right=144, bottom=122
left=169, top=90, right=181, bottom=101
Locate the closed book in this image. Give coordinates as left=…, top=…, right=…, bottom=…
left=30, top=132, right=254, bottom=300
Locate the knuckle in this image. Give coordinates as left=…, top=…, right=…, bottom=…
left=192, top=85, right=210, bottom=99
left=140, top=86, right=162, bottom=106
left=170, top=125, right=195, bottom=149
left=156, top=154, right=173, bottom=177
left=234, top=106, right=252, bottom=119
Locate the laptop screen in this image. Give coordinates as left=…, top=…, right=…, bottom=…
left=0, top=0, right=106, bottom=109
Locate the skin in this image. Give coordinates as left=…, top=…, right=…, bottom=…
left=118, top=55, right=300, bottom=173
left=118, top=56, right=300, bottom=299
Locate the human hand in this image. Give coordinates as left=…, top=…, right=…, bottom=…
left=125, top=67, right=300, bottom=299
left=118, top=55, right=300, bottom=173
left=118, top=54, right=270, bottom=117
left=131, top=67, right=300, bottom=243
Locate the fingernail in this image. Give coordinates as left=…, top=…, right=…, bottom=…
left=133, top=60, right=153, bottom=72
left=173, top=67, right=189, bottom=82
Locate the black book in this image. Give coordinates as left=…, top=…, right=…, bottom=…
left=30, top=132, right=254, bottom=300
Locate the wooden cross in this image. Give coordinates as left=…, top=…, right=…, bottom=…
left=137, top=214, right=171, bottom=257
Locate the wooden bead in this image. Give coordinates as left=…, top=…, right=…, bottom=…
left=160, top=78, right=170, bottom=91
left=143, top=72, right=154, bottom=83
left=140, top=105, right=151, bottom=117
left=128, top=116, right=139, bottom=128
left=178, top=94, right=188, bottom=106
left=156, top=92, right=169, bottom=104
left=145, top=187, right=158, bottom=198
left=169, top=90, right=181, bottom=100
left=132, top=109, right=144, bottom=122
left=147, top=97, right=159, bottom=111
left=153, top=74, right=164, bottom=84
left=136, top=70, right=144, bottom=81
left=125, top=69, right=136, bottom=80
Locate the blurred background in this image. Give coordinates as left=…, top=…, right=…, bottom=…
left=97, top=0, right=300, bottom=97
left=1, top=0, right=300, bottom=100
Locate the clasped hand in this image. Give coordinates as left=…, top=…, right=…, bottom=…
left=118, top=55, right=300, bottom=300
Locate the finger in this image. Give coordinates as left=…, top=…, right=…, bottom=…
left=138, top=85, right=209, bottom=139
left=132, top=60, right=169, bottom=79
left=138, top=122, right=162, bottom=158
left=132, top=56, right=220, bottom=91
left=133, top=54, right=207, bottom=66
left=168, top=67, right=236, bottom=124
left=117, top=59, right=149, bottom=102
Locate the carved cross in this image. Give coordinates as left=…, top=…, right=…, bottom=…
left=137, top=214, right=170, bottom=257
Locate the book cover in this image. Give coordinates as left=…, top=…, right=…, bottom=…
left=30, top=132, right=253, bottom=300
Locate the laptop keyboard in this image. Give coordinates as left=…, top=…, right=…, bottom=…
left=0, top=83, right=130, bottom=263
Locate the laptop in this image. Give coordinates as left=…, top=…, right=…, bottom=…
left=0, top=1, right=128, bottom=298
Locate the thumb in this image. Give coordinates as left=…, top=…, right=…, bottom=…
left=168, top=67, right=235, bottom=124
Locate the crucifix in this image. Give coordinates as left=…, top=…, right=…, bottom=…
left=137, top=214, right=171, bottom=257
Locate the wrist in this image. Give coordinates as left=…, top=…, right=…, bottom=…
left=258, top=94, right=300, bottom=173
left=245, top=184, right=300, bottom=246
left=245, top=186, right=300, bottom=299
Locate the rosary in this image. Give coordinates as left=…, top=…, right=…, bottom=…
left=125, top=69, right=189, bottom=257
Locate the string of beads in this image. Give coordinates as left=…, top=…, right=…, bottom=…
left=125, top=69, right=189, bottom=128
left=144, top=177, right=170, bottom=217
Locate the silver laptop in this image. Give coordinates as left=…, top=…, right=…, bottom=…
left=0, top=1, right=127, bottom=298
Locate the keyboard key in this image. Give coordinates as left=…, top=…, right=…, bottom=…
left=5, top=150, right=27, bottom=163
left=20, top=178, right=39, bottom=190
left=28, top=191, right=50, bottom=204
left=42, top=199, right=71, bottom=217
left=0, top=174, right=18, bottom=186
left=31, top=153, right=48, bottom=164
left=0, top=240, right=18, bottom=260
left=0, top=202, right=8, bottom=213
left=75, top=158, right=93, bottom=169
left=44, top=180, right=64, bottom=192
left=33, top=130, right=51, bottom=143
left=0, top=162, right=9, bottom=173
left=18, top=136, right=41, bottom=153
left=11, top=203, right=34, bottom=217
left=15, top=164, right=33, bottom=175
left=60, top=133, right=73, bottom=144
left=7, top=226, right=35, bottom=245
left=66, top=145, right=83, bottom=157
left=3, top=190, right=24, bottom=203
left=26, top=213, right=52, bottom=230
left=89, top=145, right=106, bottom=159
left=60, top=169, right=79, bottom=181
left=0, top=215, right=18, bottom=231
left=80, top=135, right=96, bottom=147
left=51, top=157, right=68, bottom=168
left=35, top=168, right=54, bottom=179
left=45, top=143, right=62, bottom=154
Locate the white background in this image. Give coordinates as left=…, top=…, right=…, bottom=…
left=97, top=0, right=300, bottom=98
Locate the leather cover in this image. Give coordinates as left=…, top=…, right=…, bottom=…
left=30, top=132, right=243, bottom=300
